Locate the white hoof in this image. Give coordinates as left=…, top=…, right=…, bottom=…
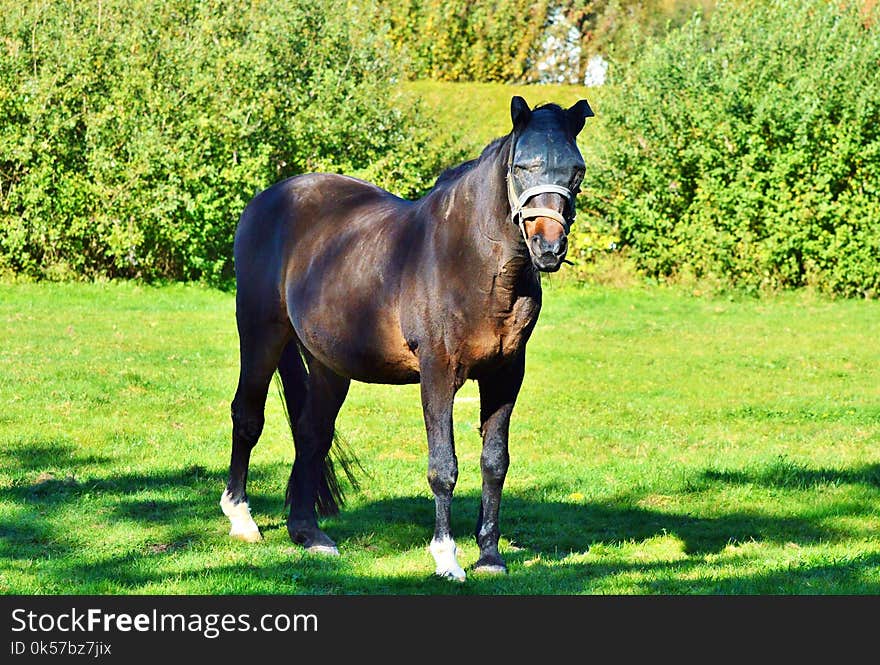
left=220, top=490, right=262, bottom=543
left=437, top=568, right=467, bottom=582
left=473, top=564, right=507, bottom=575
left=430, top=537, right=466, bottom=582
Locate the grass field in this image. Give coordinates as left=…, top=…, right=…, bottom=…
left=1, top=281, right=879, bottom=594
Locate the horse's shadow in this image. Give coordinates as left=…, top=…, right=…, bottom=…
left=316, top=485, right=874, bottom=560
left=7, top=458, right=880, bottom=558
left=3, top=442, right=879, bottom=592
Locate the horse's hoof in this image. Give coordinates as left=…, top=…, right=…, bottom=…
left=436, top=568, right=467, bottom=583
left=473, top=553, right=507, bottom=575
left=289, top=521, right=338, bottom=555
left=430, top=536, right=466, bottom=582
left=306, top=544, right=340, bottom=557
left=229, top=526, right=263, bottom=543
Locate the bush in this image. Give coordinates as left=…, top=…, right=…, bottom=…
left=0, top=0, right=459, bottom=284
left=367, top=0, right=549, bottom=82
left=583, top=0, right=880, bottom=297
left=366, top=0, right=709, bottom=84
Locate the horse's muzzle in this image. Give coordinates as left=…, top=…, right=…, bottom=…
left=528, top=232, right=568, bottom=272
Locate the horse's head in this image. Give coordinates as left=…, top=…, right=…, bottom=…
left=507, top=96, right=593, bottom=272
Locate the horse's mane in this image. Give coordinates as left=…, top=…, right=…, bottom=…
left=433, top=135, right=509, bottom=189
left=431, top=103, right=566, bottom=190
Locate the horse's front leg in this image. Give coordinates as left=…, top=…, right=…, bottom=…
left=419, top=355, right=465, bottom=581
left=474, top=352, right=525, bottom=574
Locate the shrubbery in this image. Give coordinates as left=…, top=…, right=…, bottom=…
left=583, top=0, right=880, bottom=296
left=367, top=0, right=707, bottom=84
left=368, top=0, right=547, bottom=82
left=4, top=0, right=879, bottom=298
left=0, top=0, right=461, bottom=284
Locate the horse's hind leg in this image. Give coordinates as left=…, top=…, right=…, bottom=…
left=222, top=319, right=291, bottom=542
left=282, top=356, right=350, bottom=555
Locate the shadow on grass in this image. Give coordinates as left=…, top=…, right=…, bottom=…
left=50, top=547, right=879, bottom=595
left=2, top=441, right=879, bottom=593
left=321, top=493, right=869, bottom=559
left=0, top=440, right=112, bottom=472
left=700, top=460, right=880, bottom=491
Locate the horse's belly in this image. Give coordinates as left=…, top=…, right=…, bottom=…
left=292, top=306, right=420, bottom=384
left=319, top=343, right=421, bottom=385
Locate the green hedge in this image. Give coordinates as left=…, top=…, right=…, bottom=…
left=0, top=0, right=460, bottom=284
left=584, top=0, right=880, bottom=296
left=367, top=0, right=707, bottom=84
left=369, top=0, right=547, bottom=82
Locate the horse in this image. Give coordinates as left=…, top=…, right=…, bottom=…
left=221, top=96, right=594, bottom=581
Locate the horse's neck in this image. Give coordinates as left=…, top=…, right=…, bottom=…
left=434, top=147, right=535, bottom=295
left=448, top=145, right=532, bottom=274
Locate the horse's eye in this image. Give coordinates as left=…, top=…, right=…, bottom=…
left=515, top=159, right=544, bottom=174
left=571, top=168, right=585, bottom=187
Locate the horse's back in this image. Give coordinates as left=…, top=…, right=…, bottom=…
left=234, top=173, right=408, bottom=295
left=235, top=173, right=403, bottom=263
left=235, top=173, right=421, bottom=383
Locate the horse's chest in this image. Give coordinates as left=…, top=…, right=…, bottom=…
left=468, top=294, right=540, bottom=368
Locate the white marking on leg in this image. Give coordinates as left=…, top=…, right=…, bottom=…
left=430, top=536, right=466, bottom=582
left=220, top=490, right=262, bottom=542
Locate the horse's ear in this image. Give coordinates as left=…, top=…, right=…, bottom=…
left=566, top=99, right=595, bottom=136
left=511, top=96, right=531, bottom=134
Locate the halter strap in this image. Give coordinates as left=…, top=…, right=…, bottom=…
left=509, top=184, right=573, bottom=228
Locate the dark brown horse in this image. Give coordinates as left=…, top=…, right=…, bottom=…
left=222, top=96, right=594, bottom=580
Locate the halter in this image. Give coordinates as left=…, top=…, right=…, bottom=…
left=505, top=136, right=577, bottom=244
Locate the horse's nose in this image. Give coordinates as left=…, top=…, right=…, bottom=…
left=546, top=234, right=567, bottom=257
left=529, top=233, right=567, bottom=258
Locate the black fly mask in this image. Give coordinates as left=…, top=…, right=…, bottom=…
left=506, top=98, right=593, bottom=250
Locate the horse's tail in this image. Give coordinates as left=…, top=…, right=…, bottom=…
left=275, top=341, right=362, bottom=517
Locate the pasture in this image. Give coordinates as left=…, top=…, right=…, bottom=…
left=1, top=281, right=878, bottom=594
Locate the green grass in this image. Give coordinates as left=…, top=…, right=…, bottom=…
left=1, top=281, right=879, bottom=594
